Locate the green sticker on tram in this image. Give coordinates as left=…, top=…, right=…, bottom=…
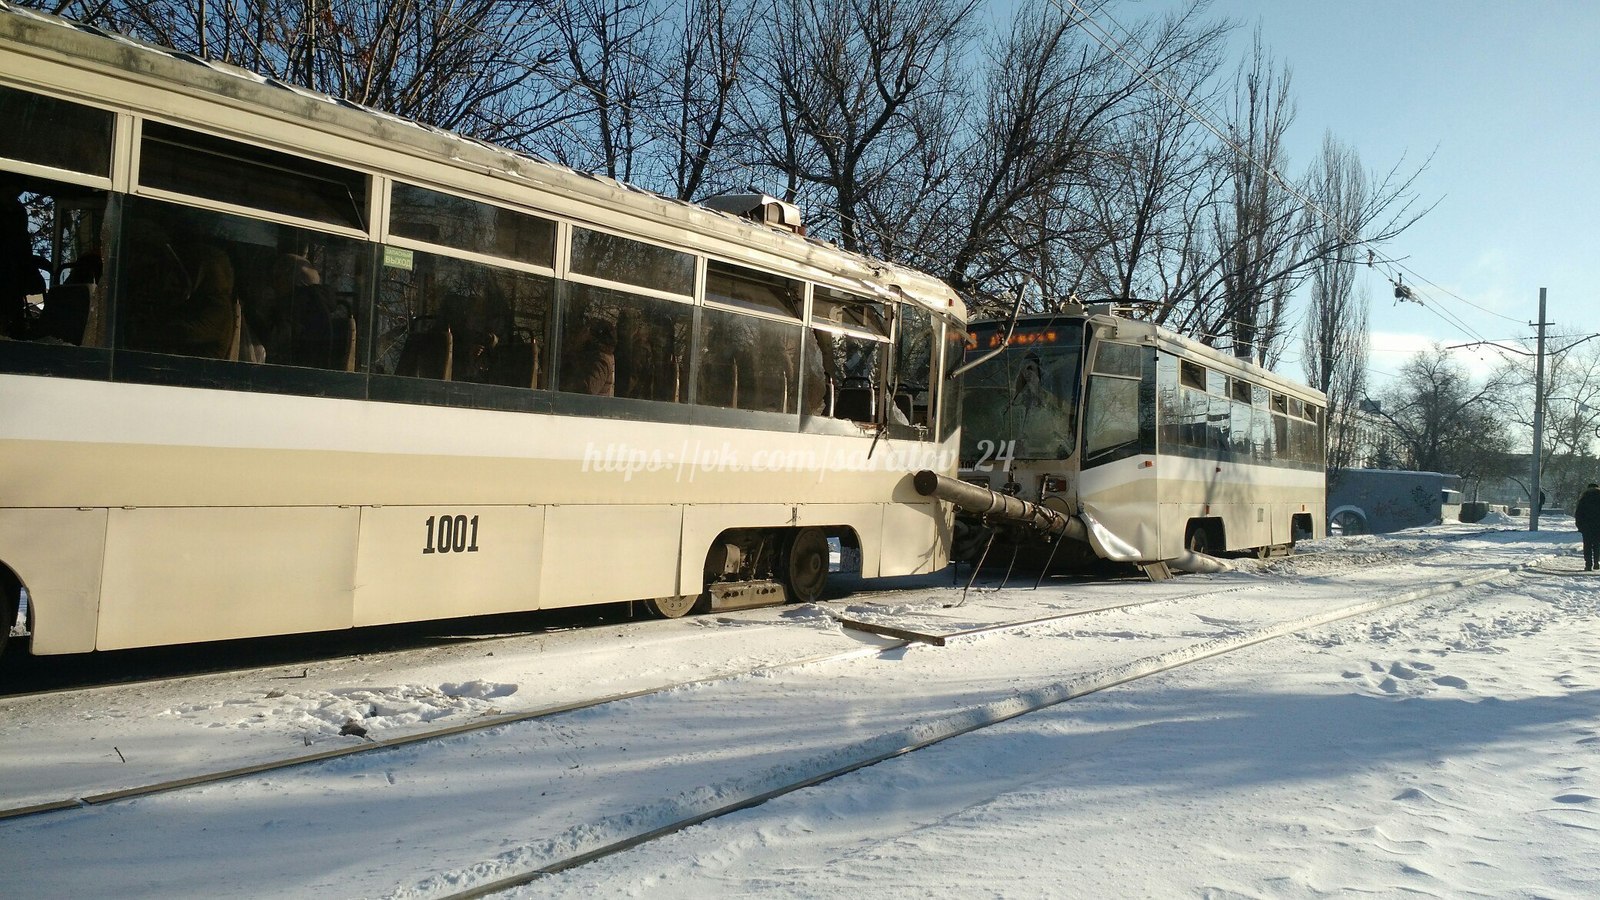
left=383, top=246, right=414, bottom=271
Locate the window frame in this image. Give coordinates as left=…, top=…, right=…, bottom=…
left=566, top=224, right=698, bottom=302
left=1179, top=359, right=1207, bottom=391
left=386, top=180, right=558, bottom=272
left=810, top=283, right=892, bottom=339
left=701, top=257, right=807, bottom=325
left=129, top=118, right=373, bottom=241
left=0, top=81, right=119, bottom=186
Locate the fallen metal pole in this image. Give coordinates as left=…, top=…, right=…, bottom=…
left=912, top=470, right=1088, bottom=542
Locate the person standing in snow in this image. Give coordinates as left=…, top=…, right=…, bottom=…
left=1575, top=483, right=1600, bottom=571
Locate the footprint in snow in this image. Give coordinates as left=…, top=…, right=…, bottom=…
left=1379, top=676, right=1400, bottom=694
left=1389, top=662, right=1420, bottom=680
left=1554, top=794, right=1598, bottom=804
left=1431, top=675, right=1468, bottom=689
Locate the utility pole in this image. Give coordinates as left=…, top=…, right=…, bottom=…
left=1530, top=287, right=1548, bottom=532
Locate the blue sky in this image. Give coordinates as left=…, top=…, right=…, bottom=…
left=1123, top=0, right=1600, bottom=385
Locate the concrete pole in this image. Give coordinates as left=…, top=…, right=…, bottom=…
left=1531, top=287, right=1547, bottom=531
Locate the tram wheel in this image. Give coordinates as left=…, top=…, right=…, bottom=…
left=784, top=527, right=830, bottom=603
left=643, top=594, right=701, bottom=619
left=1186, top=523, right=1215, bottom=556
left=0, top=570, right=19, bottom=661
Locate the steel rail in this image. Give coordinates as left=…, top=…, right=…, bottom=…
left=433, top=556, right=1546, bottom=900
left=0, top=532, right=1546, bottom=826
left=2, top=526, right=1514, bottom=701
left=0, top=640, right=900, bottom=822
left=0, top=580, right=1266, bottom=821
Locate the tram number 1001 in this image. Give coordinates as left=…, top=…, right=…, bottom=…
left=423, top=514, right=481, bottom=554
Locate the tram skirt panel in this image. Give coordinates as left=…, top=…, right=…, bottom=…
left=97, top=506, right=359, bottom=650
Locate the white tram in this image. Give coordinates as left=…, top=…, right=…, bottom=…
left=953, top=302, right=1325, bottom=573
left=0, top=4, right=967, bottom=657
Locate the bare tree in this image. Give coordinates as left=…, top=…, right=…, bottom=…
left=743, top=0, right=979, bottom=254
left=1374, top=345, right=1514, bottom=482
left=55, top=0, right=564, bottom=143
left=533, top=0, right=667, bottom=181
left=653, top=0, right=757, bottom=200
left=935, top=0, right=1213, bottom=312
left=1167, top=33, right=1429, bottom=366
left=1302, top=133, right=1371, bottom=482
left=1206, top=32, right=1302, bottom=365
left=1079, top=2, right=1228, bottom=319
left=1491, top=334, right=1600, bottom=506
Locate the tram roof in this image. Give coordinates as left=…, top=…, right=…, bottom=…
left=0, top=1, right=965, bottom=321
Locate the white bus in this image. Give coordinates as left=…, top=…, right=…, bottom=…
left=951, top=302, right=1325, bottom=574
left=0, top=4, right=967, bottom=658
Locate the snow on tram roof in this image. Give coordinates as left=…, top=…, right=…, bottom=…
left=0, top=0, right=964, bottom=318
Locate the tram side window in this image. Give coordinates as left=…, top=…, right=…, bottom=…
left=705, top=259, right=803, bottom=318
left=891, top=303, right=935, bottom=433
left=139, top=123, right=367, bottom=231
left=1179, top=359, right=1206, bottom=390
left=0, top=88, right=115, bottom=347
left=1083, top=345, right=1154, bottom=466
left=1207, top=392, right=1231, bottom=452
left=117, top=197, right=370, bottom=368
left=1228, top=379, right=1256, bottom=456
left=570, top=227, right=695, bottom=296
left=1251, top=385, right=1272, bottom=461
left=805, top=327, right=886, bottom=423
left=804, top=286, right=889, bottom=424
left=1, top=174, right=111, bottom=346
left=1095, top=341, right=1142, bottom=378
left=559, top=282, right=692, bottom=402
left=698, top=260, right=804, bottom=413
left=0, top=85, right=113, bottom=177
left=939, top=322, right=964, bottom=441
left=389, top=183, right=554, bottom=268
left=1157, top=354, right=1179, bottom=448
left=813, top=287, right=889, bottom=335
left=695, top=305, right=801, bottom=414
left=374, top=247, right=552, bottom=386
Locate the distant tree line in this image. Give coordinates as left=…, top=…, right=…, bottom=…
left=1358, top=335, right=1600, bottom=509
left=40, top=0, right=1428, bottom=372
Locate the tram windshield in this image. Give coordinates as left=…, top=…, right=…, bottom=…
left=959, top=319, right=1085, bottom=462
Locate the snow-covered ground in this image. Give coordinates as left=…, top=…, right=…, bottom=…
left=2, top=521, right=1596, bottom=898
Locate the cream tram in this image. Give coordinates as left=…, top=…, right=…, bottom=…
left=942, top=302, right=1325, bottom=574
left=0, top=4, right=967, bottom=658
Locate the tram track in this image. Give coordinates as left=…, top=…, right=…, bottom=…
left=3, top=536, right=1547, bottom=828
left=2, top=534, right=1548, bottom=830
left=0, top=544, right=1558, bottom=898
left=0, top=527, right=1513, bottom=702
left=0, top=578, right=1285, bottom=823
left=427, top=554, right=1547, bottom=900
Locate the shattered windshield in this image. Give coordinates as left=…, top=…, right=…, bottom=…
left=959, top=320, right=1085, bottom=462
